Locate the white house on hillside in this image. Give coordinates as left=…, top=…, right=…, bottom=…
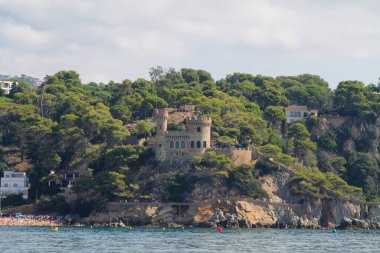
left=0, top=81, right=14, bottom=95
left=285, top=105, right=318, bottom=123
left=0, top=171, right=30, bottom=199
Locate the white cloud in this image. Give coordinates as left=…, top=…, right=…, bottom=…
left=1, top=22, right=51, bottom=46
left=0, top=0, right=379, bottom=86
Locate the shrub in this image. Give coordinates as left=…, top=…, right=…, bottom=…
left=228, top=164, right=268, bottom=199
left=2, top=194, right=26, bottom=208
left=162, top=174, right=196, bottom=202
left=254, top=159, right=278, bottom=175
left=37, top=195, right=70, bottom=215
left=203, top=151, right=233, bottom=169
left=71, top=199, right=96, bottom=218
left=289, top=167, right=363, bottom=201
left=215, top=170, right=229, bottom=177
left=193, top=156, right=202, bottom=165
left=317, top=134, right=338, bottom=152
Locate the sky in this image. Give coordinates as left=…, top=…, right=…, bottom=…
left=0, top=0, right=380, bottom=88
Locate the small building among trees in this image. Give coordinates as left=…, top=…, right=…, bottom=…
left=0, top=81, right=14, bottom=95
left=0, top=171, right=30, bottom=199
left=285, top=105, right=318, bottom=123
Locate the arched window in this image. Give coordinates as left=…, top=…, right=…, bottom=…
left=197, top=141, right=201, bottom=148
left=191, top=141, right=194, bottom=148
left=203, top=141, right=207, bottom=148
left=181, top=141, right=185, bottom=148
left=170, top=141, right=174, bottom=148
left=175, top=141, right=180, bottom=148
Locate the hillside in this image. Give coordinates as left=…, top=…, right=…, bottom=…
left=0, top=68, right=379, bottom=220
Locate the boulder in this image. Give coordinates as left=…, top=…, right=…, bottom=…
left=197, top=221, right=213, bottom=228
left=145, top=206, right=158, bottom=217
left=118, top=220, right=127, bottom=228
left=337, top=217, right=353, bottom=229
left=238, top=217, right=251, bottom=228
left=352, top=218, right=369, bottom=229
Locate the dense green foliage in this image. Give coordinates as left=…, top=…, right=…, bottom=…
left=228, top=164, right=268, bottom=199
left=1, top=68, right=380, bottom=214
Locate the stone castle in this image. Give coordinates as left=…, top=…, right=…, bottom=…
left=152, top=105, right=211, bottom=162
left=150, top=105, right=253, bottom=165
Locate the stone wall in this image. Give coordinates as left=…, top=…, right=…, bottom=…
left=319, top=116, right=350, bottom=128
left=213, top=148, right=253, bottom=165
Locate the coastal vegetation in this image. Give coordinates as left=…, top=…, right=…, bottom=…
left=1, top=68, right=380, bottom=215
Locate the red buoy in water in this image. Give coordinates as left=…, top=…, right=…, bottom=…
left=217, top=226, right=223, bottom=233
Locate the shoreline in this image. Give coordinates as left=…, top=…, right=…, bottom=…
left=0, top=219, right=375, bottom=230
left=0, top=217, right=60, bottom=227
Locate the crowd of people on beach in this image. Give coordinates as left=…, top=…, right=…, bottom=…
left=0, top=213, right=62, bottom=226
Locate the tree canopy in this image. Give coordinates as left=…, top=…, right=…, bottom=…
left=1, top=68, right=380, bottom=209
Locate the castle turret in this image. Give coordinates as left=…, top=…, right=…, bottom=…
left=153, top=108, right=169, bottom=161
left=187, top=116, right=212, bottom=153
left=153, top=108, right=168, bottom=134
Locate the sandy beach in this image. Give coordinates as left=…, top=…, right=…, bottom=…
left=0, top=217, right=60, bottom=226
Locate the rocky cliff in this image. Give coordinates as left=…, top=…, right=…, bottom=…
left=83, top=170, right=379, bottom=229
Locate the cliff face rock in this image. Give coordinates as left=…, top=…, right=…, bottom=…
left=234, top=201, right=274, bottom=226
left=369, top=205, right=380, bottom=223
left=83, top=170, right=376, bottom=229
left=83, top=197, right=371, bottom=229
left=328, top=199, right=362, bottom=223
left=261, top=171, right=299, bottom=203
left=315, top=116, right=380, bottom=156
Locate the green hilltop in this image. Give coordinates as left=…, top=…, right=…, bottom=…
left=0, top=68, right=379, bottom=215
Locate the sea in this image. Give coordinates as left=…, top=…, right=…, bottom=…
left=0, top=226, right=379, bottom=253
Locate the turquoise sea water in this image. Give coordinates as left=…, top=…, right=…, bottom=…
left=0, top=226, right=379, bottom=253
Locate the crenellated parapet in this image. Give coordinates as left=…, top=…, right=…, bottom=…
left=153, top=108, right=169, bottom=119
left=186, top=116, right=212, bottom=125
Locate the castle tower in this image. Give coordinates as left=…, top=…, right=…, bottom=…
left=153, top=108, right=169, bottom=161
left=153, top=108, right=168, bottom=134
left=186, top=115, right=212, bottom=156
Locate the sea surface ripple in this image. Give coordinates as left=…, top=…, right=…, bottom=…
left=0, top=226, right=379, bottom=253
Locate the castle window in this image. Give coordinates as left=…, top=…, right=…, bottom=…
left=197, top=127, right=201, bottom=132
left=181, top=141, right=185, bottom=148
left=175, top=141, right=180, bottom=148
left=170, top=141, right=174, bottom=148
left=197, top=141, right=201, bottom=148
left=203, top=141, right=207, bottom=148
left=191, top=141, right=194, bottom=148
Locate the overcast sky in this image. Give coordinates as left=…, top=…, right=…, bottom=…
left=0, top=0, right=379, bottom=88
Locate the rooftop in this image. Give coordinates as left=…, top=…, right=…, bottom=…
left=285, top=105, right=308, bottom=111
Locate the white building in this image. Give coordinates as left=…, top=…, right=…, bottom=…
left=0, top=81, right=14, bottom=95
left=285, top=105, right=318, bottom=123
left=0, top=171, right=29, bottom=199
